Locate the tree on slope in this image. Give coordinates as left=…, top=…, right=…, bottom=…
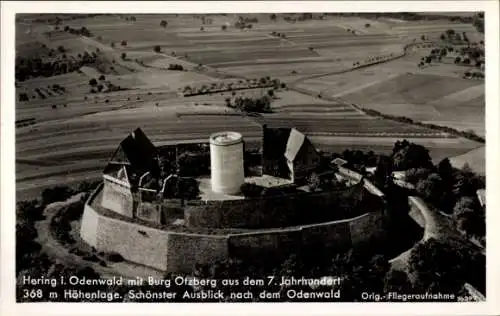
left=416, top=173, right=443, bottom=205
left=391, top=140, right=433, bottom=171
left=453, top=196, right=484, bottom=238
left=384, top=270, right=413, bottom=294
left=409, top=238, right=484, bottom=294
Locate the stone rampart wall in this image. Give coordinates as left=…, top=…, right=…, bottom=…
left=82, top=182, right=387, bottom=273
left=185, top=182, right=366, bottom=229
left=81, top=205, right=170, bottom=271
left=228, top=228, right=302, bottom=261
left=166, top=233, right=229, bottom=273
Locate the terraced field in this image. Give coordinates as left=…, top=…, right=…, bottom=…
left=15, top=13, right=485, bottom=199
left=57, top=14, right=409, bottom=80
left=296, top=45, right=485, bottom=137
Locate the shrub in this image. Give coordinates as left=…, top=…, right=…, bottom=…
left=17, top=199, right=43, bottom=222
left=19, top=92, right=29, bottom=102
left=240, top=183, right=264, bottom=197
left=176, top=177, right=200, bottom=200
left=42, top=185, right=75, bottom=205
left=104, top=252, right=124, bottom=262
left=82, top=254, right=100, bottom=262
left=409, top=238, right=484, bottom=293
left=405, top=167, right=433, bottom=184
left=168, top=64, right=184, bottom=71
left=77, top=180, right=100, bottom=192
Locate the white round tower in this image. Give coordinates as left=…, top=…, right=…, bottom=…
left=210, top=131, right=244, bottom=195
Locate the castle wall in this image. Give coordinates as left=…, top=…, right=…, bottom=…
left=101, top=178, right=134, bottom=218
left=185, top=183, right=365, bottom=229
left=228, top=228, right=302, bottom=261
left=82, top=205, right=170, bottom=271
left=80, top=204, right=100, bottom=247
left=83, top=182, right=387, bottom=273
left=166, top=233, right=229, bottom=273
left=136, top=201, right=161, bottom=223
left=136, top=189, right=161, bottom=223
left=301, top=219, right=351, bottom=251
left=80, top=183, right=104, bottom=247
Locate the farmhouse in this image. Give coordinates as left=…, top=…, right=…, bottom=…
left=81, top=125, right=388, bottom=272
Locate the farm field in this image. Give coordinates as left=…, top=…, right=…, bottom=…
left=53, top=14, right=411, bottom=81
left=450, top=146, right=485, bottom=175
left=15, top=12, right=485, bottom=201
left=296, top=49, right=485, bottom=137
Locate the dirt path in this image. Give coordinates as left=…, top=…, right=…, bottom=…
left=389, top=192, right=485, bottom=273
left=288, top=40, right=426, bottom=87
left=35, top=194, right=162, bottom=280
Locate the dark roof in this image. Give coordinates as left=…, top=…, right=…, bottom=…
left=263, top=125, right=318, bottom=163
left=105, top=128, right=159, bottom=184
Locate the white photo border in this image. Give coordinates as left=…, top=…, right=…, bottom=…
left=2, top=1, right=499, bottom=315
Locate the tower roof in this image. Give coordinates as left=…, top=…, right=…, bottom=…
left=284, top=128, right=306, bottom=161
left=104, top=128, right=159, bottom=185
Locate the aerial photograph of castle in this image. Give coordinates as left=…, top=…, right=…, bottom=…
left=14, top=10, right=486, bottom=303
